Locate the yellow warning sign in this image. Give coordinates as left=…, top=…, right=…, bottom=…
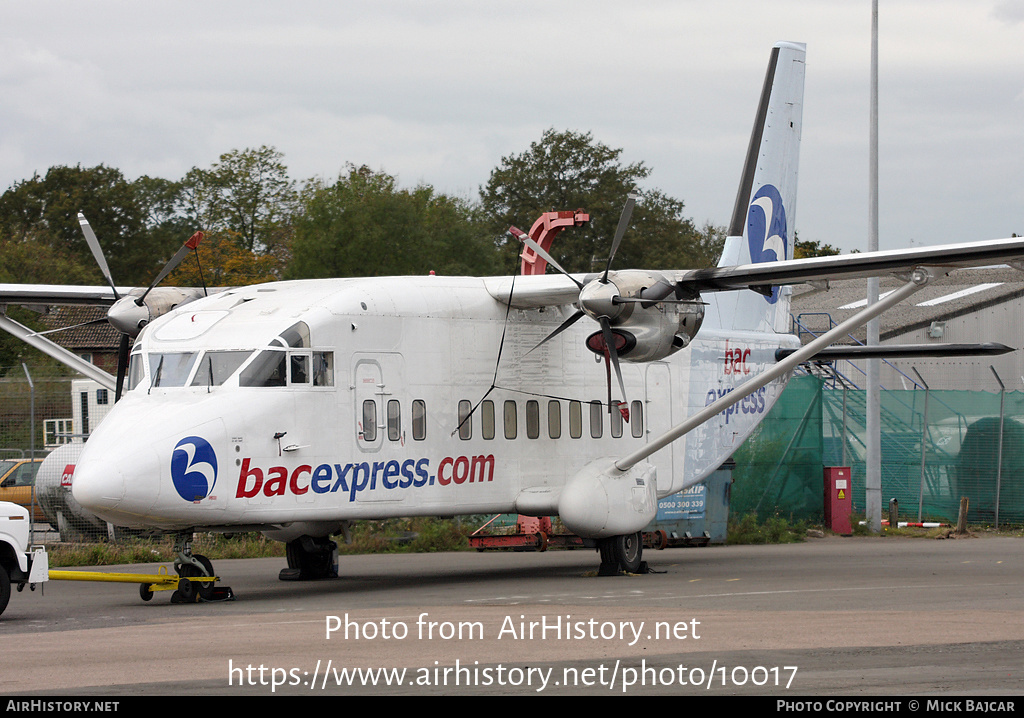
left=837, top=489, right=846, bottom=500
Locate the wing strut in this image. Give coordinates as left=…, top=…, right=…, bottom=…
left=0, top=313, right=117, bottom=390
left=615, top=267, right=935, bottom=473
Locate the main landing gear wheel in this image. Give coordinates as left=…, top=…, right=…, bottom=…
left=280, top=536, right=338, bottom=581
left=598, top=532, right=644, bottom=575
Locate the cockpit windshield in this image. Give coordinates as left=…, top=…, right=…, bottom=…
left=149, top=353, right=198, bottom=387
left=132, top=321, right=332, bottom=391
left=190, top=351, right=253, bottom=387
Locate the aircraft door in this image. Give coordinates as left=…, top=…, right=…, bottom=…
left=352, top=353, right=406, bottom=456
left=645, top=363, right=674, bottom=494
left=353, top=358, right=385, bottom=453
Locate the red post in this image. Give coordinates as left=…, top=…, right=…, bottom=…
left=823, top=467, right=853, bottom=535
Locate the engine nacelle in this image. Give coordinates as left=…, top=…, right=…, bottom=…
left=581, top=270, right=704, bottom=363
left=557, top=458, right=658, bottom=538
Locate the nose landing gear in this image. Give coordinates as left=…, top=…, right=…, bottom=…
left=164, top=533, right=233, bottom=603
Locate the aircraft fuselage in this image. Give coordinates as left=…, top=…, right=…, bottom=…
left=71, top=274, right=798, bottom=535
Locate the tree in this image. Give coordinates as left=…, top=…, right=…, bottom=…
left=0, top=164, right=166, bottom=286
left=287, top=165, right=498, bottom=279
left=792, top=234, right=841, bottom=259
left=480, top=129, right=709, bottom=273
left=165, top=229, right=284, bottom=288
left=179, top=146, right=298, bottom=254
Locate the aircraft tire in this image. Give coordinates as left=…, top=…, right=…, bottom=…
left=192, top=555, right=216, bottom=600
left=284, top=537, right=337, bottom=580
left=599, top=532, right=643, bottom=574
left=176, top=555, right=215, bottom=600
left=0, top=566, right=10, bottom=616
left=175, top=577, right=196, bottom=603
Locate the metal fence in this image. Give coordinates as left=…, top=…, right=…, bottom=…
left=0, top=366, right=81, bottom=460
left=731, top=374, right=1024, bottom=526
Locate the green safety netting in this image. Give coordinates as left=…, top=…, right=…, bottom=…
left=731, top=375, right=1024, bottom=525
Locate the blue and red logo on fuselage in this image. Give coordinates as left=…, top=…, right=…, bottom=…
left=234, top=454, right=496, bottom=502
left=171, top=436, right=219, bottom=502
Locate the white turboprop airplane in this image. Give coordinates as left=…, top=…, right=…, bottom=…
left=1, top=42, right=1021, bottom=588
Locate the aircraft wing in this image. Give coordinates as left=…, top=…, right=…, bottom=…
left=486, top=236, right=1024, bottom=309
left=0, top=284, right=130, bottom=307
left=670, top=236, right=1024, bottom=295
left=483, top=274, right=589, bottom=309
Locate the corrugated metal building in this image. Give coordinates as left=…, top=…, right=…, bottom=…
left=790, top=265, right=1024, bottom=391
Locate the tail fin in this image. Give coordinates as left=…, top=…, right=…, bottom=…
left=715, top=41, right=805, bottom=333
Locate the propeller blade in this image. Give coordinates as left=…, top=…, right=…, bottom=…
left=601, top=192, right=638, bottom=283
left=599, top=317, right=628, bottom=413
left=114, top=333, right=130, bottom=402
left=137, top=231, right=205, bottom=305
left=510, top=228, right=583, bottom=289
left=526, top=309, right=585, bottom=356
left=30, top=317, right=109, bottom=337
left=78, top=213, right=120, bottom=300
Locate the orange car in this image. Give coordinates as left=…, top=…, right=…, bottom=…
left=0, top=458, right=46, bottom=523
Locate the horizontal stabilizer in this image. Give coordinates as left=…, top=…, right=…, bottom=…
left=776, top=342, right=1014, bottom=362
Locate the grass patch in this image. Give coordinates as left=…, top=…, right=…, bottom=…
left=339, top=517, right=473, bottom=555
left=727, top=513, right=809, bottom=545
left=46, top=518, right=481, bottom=567
left=48, top=533, right=286, bottom=568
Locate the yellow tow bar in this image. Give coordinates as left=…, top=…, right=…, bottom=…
left=47, top=564, right=233, bottom=604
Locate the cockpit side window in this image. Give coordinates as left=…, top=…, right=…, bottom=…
left=239, top=349, right=287, bottom=387
left=127, top=352, right=145, bottom=391
left=290, top=353, right=310, bottom=384
left=280, top=322, right=310, bottom=348
left=312, top=351, right=334, bottom=387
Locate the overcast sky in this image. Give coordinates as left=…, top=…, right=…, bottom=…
left=1, top=1, right=1021, bottom=256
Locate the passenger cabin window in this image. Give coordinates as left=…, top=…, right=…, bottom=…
left=481, top=400, right=495, bottom=440
left=504, top=400, right=517, bottom=440
left=362, top=400, right=377, bottom=442
left=526, top=400, right=540, bottom=439
left=548, top=401, right=561, bottom=439
left=611, top=403, right=623, bottom=438
left=631, top=401, right=644, bottom=438
left=412, top=400, right=426, bottom=440
left=458, top=400, right=472, bottom=440
left=387, top=400, right=401, bottom=441
left=590, top=401, right=603, bottom=439
left=569, top=401, right=582, bottom=439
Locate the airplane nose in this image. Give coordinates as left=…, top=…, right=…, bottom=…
left=71, top=400, right=165, bottom=526
left=70, top=456, right=125, bottom=514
